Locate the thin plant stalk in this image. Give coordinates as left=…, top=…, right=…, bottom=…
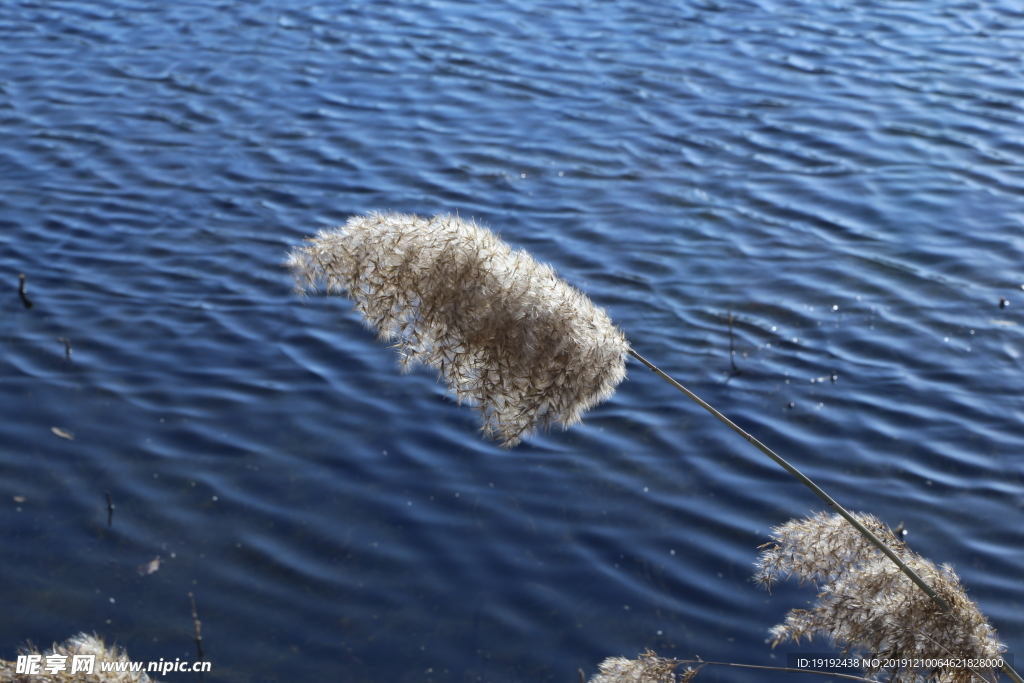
left=591, top=652, right=882, bottom=683
left=682, top=659, right=880, bottom=682
left=628, top=349, right=1023, bottom=683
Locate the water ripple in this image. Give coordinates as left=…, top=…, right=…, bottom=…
left=2, top=0, right=1023, bottom=681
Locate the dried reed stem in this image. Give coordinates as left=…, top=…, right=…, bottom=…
left=590, top=651, right=882, bottom=683
left=627, top=349, right=950, bottom=610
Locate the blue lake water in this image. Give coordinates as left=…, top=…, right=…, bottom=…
left=2, top=0, right=1023, bottom=680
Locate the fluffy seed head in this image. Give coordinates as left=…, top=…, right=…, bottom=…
left=590, top=651, right=682, bottom=683
left=0, top=633, right=152, bottom=683
left=755, top=511, right=1005, bottom=683
left=288, top=212, right=630, bottom=447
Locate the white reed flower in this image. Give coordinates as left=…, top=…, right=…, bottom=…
left=288, top=212, right=630, bottom=447
left=0, top=633, right=152, bottom=683
left=756, top=511, right=1005, bottom=683
left=590, top=651, right=683, bottom=683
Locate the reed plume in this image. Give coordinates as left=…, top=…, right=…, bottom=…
left=589, top=651, right=684, bottom=683
left=756, top=511, right=1005, bottom=683
left=0, top=633, right=151, bottom=683
left=288, top=212, right=630, bottom=447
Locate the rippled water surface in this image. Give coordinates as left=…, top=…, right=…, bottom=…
left=3, top=1, right=1023, bottom=681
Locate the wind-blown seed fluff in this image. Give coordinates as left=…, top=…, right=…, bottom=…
left=755, top=511, right=1005, bottom=683
left=288, top=212, right=630, bottom=447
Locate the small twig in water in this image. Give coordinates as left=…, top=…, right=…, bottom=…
left=105, top=491, right=114, bottom=527
left=724, top=308, right=743, bottom=383
left=18, top=273, right=33, bottom=309
left=58, top=337, right=73, bottom=362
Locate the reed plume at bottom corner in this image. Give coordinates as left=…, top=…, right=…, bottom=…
left=287, top=211, right=630, bottom=447
left=0, top=633, right=151, bottom=683
left=589, top=512, right=1007, bottom=683
left=755, top=511, right=1006, bottom=683
left=589, top=651, right=689, bottom=683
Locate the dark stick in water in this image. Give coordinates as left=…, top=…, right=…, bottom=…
left=59, top=337, right=73, bottom=362
left=105, top=491, right=114, bottom=527
left=18, top=273, right=33, bottom=309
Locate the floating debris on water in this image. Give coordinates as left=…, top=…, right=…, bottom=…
left=51, top=427, right=74, bottom=440
left=18, top=273, right=33, bottom=309
left=58, top=336, right=73, bottom=361
left=137, top=556, right=161, bottom=576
